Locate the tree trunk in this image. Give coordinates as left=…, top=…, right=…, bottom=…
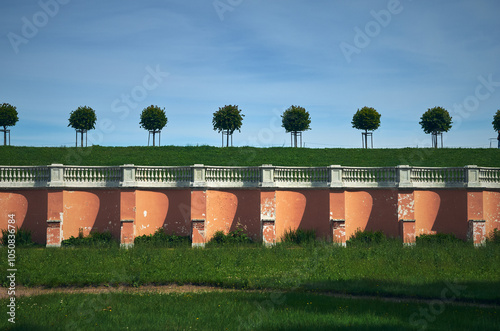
left=294, top=131, right=298, bottom=148
left=153, top=131, right=156, bottom=147
left=227, top=129, right=230, bottom=147
left=364, top=129, right=368, bottom=149
left=3, top=126, right=6, bottom=146
left=80, top=130, right=84, bottom=148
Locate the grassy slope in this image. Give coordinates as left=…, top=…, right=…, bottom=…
left=4, top=243, right=499, bottom=303
left=2, top=292, right=498, bottom=330
left=1, top=146, right=499, bottom=166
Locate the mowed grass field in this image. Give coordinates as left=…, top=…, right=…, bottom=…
left=0, top=145, right=499, bottom=166
left=1, top=146, right=499, bottom=329
left=1, top=243, right=499, bottom=330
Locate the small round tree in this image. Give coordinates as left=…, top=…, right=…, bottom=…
left=140, top=105, right=168, bottom=147
left=212, top=105, right=244, bottom=147
left=493, top=110, right=500, bottom=148
left=351, top=106, right=381, bottom=149
left=419, top=106, right=452, bottom=148
left=281, top=105, right=311, bottom=148
left=68, top=106, right=97, bottom=147
left=0, top=103, right=19, bottom=146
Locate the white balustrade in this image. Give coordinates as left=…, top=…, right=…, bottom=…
left=343, top=167, right=396, bottom=187
left=0, top=166, right=49, bottom=186
left=0, top=165, right=497, bottom=189
left=274, top=167, right=329, bottom=187
left=478, top=167, right=500, bottom=186
left=206, top=166, right=260, bottom=187
left=410, top=167, right=465, bottom=187
left=136, top=166, right=191, bottom=182
left=63, top=166, right=121, bottom=187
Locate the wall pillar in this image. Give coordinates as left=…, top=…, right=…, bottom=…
left=399, top=219, right=416, bottom=245
left=398, top=191, right=416, bottom=244
left=120, top=220, right=135, bottom=248
left=261, top=191, right=276, bottom=246
left=468, top=220, right=486, bottom=247
left=120, top=190, right=136, bottom=248
left=330, top=191, right=346, bottom=245
left=46, top=190, right=64, bottom=247
left=467, top=191, right=486, bottom=246
left=191, top=190, right=206, bottom=247
left=331, top=219, right=346, bottom=246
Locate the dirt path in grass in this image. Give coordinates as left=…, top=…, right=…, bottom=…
left=2, top=285, right=499, bottom=309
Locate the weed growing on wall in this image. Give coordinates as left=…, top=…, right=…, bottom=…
left=346, top=229, right=387, bottom=246
left=1, top=227, right=36, bottom=247
left=134, top=228, right=190, bottom=247
left=486, top=229, right=500, bottom=245
left=206, top=229, right=253, bottom=247
left=61, top=230, right=118, bottom=248
left=416, top=233, right=464, bottom=245
left=280, top=228, right=317, bottom=245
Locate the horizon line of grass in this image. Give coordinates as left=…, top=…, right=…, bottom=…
left=1, top=145, right=499, bottom=167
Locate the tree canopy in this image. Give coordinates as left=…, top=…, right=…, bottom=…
left=281, top=105, right=311, bottom=133
left=492, top=110, right=500, bottom=132
left=212, top=105, right=244, bottom=134
left=68, top=106, right=97, bottom=131
left=0, top=103, right=19, bottom=128
left=419, top=107, right=452, bottom=135
left=140, top=105, right=168, bottom=132
left=0, top=103, right=19, bottom=146
left=351, top=106, right=381, bottom=132
left=213, top=105, right=244, bottom=147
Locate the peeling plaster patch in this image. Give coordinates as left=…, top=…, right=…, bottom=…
left=143, top=210, right=147, bottom=218
left=59, top=212, right=64, bottom=222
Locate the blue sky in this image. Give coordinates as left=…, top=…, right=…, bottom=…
left=1, top=0, right=500, bottom=148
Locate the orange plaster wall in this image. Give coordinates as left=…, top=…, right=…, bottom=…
left=329, top=191, right=345, bottom=220
left=135, top=190, right=191, bottom=237
left=414, top=190, right=468, bottom=240
left=63, top=190, right=121, bottom=240
left=275, top=190, right=330, bottom=241
left=484, top=190, right=500, bottom=235
left=0, top=190, right=48, bottom=244
left=345, top=190, right=399, bottom=239
left=206, top=190, right=261, bottom=241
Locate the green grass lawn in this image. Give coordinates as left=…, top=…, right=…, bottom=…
left=2, top=243, right=499, bottom=330
left=2, top=291, right=499, bottom=331
left=1, top=145, right=499, bottom=166
left=3, top=242, right=499, bottom=303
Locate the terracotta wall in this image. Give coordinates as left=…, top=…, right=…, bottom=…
left=414, top=190, right=468, bottom=240
left=206, top=190, right=261, bottom=241
left=0, top=188, right=499, bottom=245
left=345, top=190, right=399, bottom=239
left=275, top=190, right=330, bottom=241
left=135, top=190, right=191, bottom=237
left=0, top=190, right=48, bottom=244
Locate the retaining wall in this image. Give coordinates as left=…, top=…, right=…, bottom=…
left=0, top=164, right=499, bottom=246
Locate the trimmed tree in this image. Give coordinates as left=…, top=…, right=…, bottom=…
left=212, top=105, right=244, bottom=147
left=0, top=103, right=19, bottom=146
left=68, top=106, right=97, bottom=147
left=419, top=106, right=452, bottom=148
left=493, top=110, right=500, bottom=149
left=493, top=110, right=500, bottom=131
left=351, top=106, right=381, bottom=149
left=281, top=105, right=311, bottom=148
left=140, top=105, right=168, bottom=147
